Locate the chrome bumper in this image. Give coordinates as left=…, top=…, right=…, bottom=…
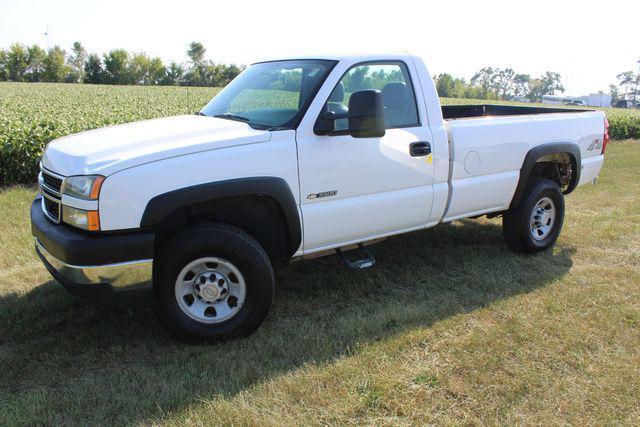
left=35, top=238, right=153, bottom=292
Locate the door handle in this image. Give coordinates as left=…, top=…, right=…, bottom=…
left=409, top=141, right=431, bottom=157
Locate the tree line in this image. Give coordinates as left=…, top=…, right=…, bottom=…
left=0, top=41, right=243, bottom=87
left=434, top=68, right=564, bottom=102
left=0, top=40, right=567, bottom=102
left=609, top=70, right=639, bottom=107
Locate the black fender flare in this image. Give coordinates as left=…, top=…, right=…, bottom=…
left=510, top=142, right=581, bottom=209
left=140, top=177, right=301, bottom=256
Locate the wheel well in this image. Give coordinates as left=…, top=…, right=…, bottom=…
left=529, top=152, right=576, bottom=193
left=153, top=195, right=291, bottom=262
left=510, top=144, right=581, bottom=209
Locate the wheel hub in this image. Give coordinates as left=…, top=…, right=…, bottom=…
left=175, top=257, right=246, bottom=324
left=530, top=196, right=556, bottom=240
left=195, top=271, right=228, bottom=303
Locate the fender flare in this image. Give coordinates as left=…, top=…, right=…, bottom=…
left=510, top=142, right=581, bottom=209
left=140, top=177, right=301, bottom=256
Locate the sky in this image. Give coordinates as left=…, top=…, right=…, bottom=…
left=0, top=0, right=638, bottom=96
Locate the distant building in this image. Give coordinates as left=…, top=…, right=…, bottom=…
left=541, top=95, right=566, bottom=105
left=512, top=96, right=530, bottom=103
left=541, top=95, right=581, bottom=105
left=588, top=93, right=612, bottom=108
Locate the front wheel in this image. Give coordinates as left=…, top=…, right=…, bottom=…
left=502, top=178, right=565, bottom=253
left=153, top=224, right=274, bottom=342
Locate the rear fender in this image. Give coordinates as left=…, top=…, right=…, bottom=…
left=510, top=142, right=581, bottom=208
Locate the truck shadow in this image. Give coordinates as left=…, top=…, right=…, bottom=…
left=0, top=219, right=575, bottom=424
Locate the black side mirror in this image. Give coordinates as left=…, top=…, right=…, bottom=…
left=348, top=90, right=385, bottom=138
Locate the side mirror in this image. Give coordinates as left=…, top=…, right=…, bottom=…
left=314, top=110, right=348, bottom=135
left=348, top=90, right=385, bottom=138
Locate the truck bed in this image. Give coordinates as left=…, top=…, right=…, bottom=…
left=442, top=104, right=590, bottom=120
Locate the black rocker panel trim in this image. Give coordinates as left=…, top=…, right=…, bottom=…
left=510, top=142, right=581, bottom=209
left=141, top=177, right=302, bottom=256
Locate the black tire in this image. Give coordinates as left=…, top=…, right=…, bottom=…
left=153, top=223, right=274, bottom=342
left=502, top=178, right=565, bottom=254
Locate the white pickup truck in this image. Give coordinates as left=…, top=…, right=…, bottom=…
left=32, top=53, right=607, bottom=340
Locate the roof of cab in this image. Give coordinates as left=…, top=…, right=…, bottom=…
left=251, top=51, right=413, bottom=64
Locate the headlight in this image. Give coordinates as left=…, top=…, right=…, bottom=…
left=62, top=206, right=100, bottom=231
left=62, top=175, right=105, bottom=200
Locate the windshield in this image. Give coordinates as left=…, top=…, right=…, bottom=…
left=200, top=60, right=336, bottom=130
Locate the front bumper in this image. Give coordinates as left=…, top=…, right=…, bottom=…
left=31, top=197, right=155, bottom=307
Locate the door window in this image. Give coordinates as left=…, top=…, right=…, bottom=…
left=325, top=62, right=420, bottom=130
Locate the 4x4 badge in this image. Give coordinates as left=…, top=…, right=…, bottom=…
left=587, top=139, right=602, bottom=151
left=307, top=190, right=337, bottom=200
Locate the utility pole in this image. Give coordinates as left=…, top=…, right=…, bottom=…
left=634, top=59, right=640, bottom=109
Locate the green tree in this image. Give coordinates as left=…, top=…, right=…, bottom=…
left=26, top=45, right=46, bottom=82
left=103, top=49, right=129, bottom=84
left=221, top=64, right=242, bottom=85
left=43, top=46, right=70, bottom=82
left=147, top=57, right=166, bottom=85
left=84, top=53, right=104, bottom=84
left=69, top=41, right=87, bottom=83
left=527, top=71, right=564, bottom=102
left=0, top=48, right=7, bottom=81
left=162, top=61, right=184, bottom=85
left=494, top=68, right=515, bottom=99
left=609, top=84, right=620, bottom=105
left=184, top=42, right=209, bottom=86
left=128, top=53, right=150, bottom=84
left=616, top=71, right=637, bottom=101
left=7, top=43, right=29, bottom=81
left=513, top=74, right=531, bottom=97
left=187, top=41, right=206, bottom=66
left=435, top=73, right=456, bottom=97
left=471, top=67, right=497, bottom=99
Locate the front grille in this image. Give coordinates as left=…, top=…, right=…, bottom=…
left=41, top=170, right=63, bottom=194
left=42, top=195, right=60, bottom=222
left=39, top=167, right=64, bottom=224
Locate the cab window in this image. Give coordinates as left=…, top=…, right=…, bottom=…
left=325, top=62, right=419, bottom=130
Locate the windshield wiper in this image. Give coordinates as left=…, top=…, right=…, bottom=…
left=213, top=113, right=251, bottom=123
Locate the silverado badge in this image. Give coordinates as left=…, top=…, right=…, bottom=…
left=307, top=190, right=338, bottom=200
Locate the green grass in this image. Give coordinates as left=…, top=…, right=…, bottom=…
left=0, top=141, right=638, bottom=425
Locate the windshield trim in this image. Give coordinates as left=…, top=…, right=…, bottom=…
left=201, top=59, right=338, bottom=131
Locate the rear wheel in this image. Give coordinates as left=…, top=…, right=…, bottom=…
left=153, top=223, right=274, bottom=341
left=502, top=178, right=565, bottom=253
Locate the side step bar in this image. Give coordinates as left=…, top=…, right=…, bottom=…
left=335, top=243, right=376, bottom=270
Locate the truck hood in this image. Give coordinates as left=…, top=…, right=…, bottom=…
left=41, top=115, right=271, bottom=176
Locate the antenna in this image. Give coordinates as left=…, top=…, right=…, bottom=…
left=44, top=24, right=51, bottom=50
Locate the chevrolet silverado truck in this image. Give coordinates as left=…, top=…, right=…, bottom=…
left=31, top=53, right=608, bottom=340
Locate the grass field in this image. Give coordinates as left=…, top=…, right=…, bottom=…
left=0, top=140, right=638, bottom=425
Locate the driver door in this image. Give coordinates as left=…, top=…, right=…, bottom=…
left=296, top=61, right=435, bottom=253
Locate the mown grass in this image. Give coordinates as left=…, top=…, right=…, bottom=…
left=0, top=141, right=638, bottom=425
